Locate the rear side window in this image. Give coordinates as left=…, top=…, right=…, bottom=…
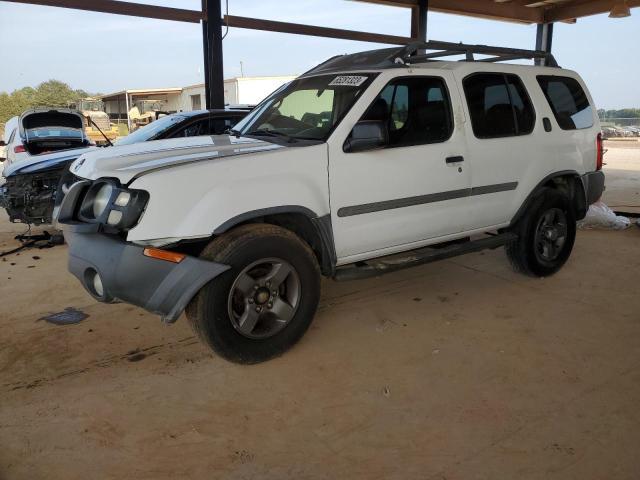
left=360, top=76, right=453, bottom=148
left=463, top=73, right=535, bottom=139
left=537, top=75, right=593, bottom=130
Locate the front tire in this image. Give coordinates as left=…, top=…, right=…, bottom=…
left=186, top=224, right=321, bottom=364
left=506, top=188, right=576, bottom=277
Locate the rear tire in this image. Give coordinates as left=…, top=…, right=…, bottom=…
left=186, top=224, right=321, bottom=364
left=506, top=188, right=576, bottom=277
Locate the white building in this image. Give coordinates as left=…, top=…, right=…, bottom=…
left=181, top=75, right=296, bottom=110
left=100, top=76, right=296, bottom=128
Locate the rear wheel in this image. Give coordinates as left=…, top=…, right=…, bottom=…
left=186, top=224, right=321, bottom=364
left=506, top=188, right=576, bottom=277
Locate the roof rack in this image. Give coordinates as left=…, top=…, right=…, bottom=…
left=303, top=40, right=558, bottom=76
left=399, top=41, right=559, bottom=67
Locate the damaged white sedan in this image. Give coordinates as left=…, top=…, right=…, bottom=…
left=0, top=108, right=95, bottom=224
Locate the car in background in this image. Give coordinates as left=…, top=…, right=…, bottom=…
left=0, top=108, right=96, bottom=224
left=622, top=126, right=640, bottom=137
left=0, top=116, right=21, bottom=184
left=601, top=126, right=619, bottom=139
left=0, top=107, right=251, bottom=225
left=113, top=108, right=251, bottom=146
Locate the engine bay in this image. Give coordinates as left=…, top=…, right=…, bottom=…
left=0, top=166, right=66, bottom=224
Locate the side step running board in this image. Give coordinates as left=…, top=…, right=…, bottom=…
left=334, top=232, right=517, bottom=281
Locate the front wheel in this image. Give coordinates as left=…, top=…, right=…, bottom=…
left=506, top=188, right=576, bottom=277
left=186, top=224, right=321, bottom=364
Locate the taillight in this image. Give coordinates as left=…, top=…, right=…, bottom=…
left=14, top=145, right=26, bottom=154
left=596, top=133, right=603, bottom=171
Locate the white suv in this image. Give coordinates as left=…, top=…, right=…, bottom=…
left=57, top=42, right=605, bottom=363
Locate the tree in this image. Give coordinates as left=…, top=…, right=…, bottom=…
left=0, top=80, right=94, bottom=132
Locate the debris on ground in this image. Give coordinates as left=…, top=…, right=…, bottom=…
left=577, top=201, right=630, bottom=230
left=0, top=230, right=64, bottom=258
left=39, top=307, right=89, bottom=326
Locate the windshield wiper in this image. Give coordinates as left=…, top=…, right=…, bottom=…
left=246, top=129, right=298, bottom=143
left=88, top=117, right=114, bottom=147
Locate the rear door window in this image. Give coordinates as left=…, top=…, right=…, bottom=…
left=463, top=73, right=535, bottom=139
left=537, top=75, right=594, bottom=130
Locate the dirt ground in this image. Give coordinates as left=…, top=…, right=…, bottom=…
left=1, top=143, right=639, bottom=480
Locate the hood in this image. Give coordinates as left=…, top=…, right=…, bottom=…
left=70, top=135, right=283, bottom=184
left=3, top=146, right=97, bottom=177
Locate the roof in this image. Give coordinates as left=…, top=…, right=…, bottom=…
left=356, top=0, right=640, bottom=24
left=5, top=0, right=636, bottom=26
left=99, top=87, right=183, bottom=101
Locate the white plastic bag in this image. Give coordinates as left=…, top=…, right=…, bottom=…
left=577, top=201, right=630, bottom=230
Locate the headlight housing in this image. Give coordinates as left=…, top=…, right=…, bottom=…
left=77, top=179, right=149, bottom=231
left=93, top=183, right=113, bottom=218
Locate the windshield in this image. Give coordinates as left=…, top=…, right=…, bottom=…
left=115, top=113, right=187, bottom=146
left=81, top=101, right=103, bottom=111
left=233, top=73, right=376, bottom=142
left=138, top=101, right=165, bottom=114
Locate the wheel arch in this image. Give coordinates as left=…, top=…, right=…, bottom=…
left=213, top=206, right=337, bottom=277
left=510, top=170, right=587, bottom=226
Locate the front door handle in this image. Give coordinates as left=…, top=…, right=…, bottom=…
left=446, top=156, right=464, bottom=164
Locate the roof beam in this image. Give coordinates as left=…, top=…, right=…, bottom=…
left=224, top=15, right=415, bottom=44
left=354, top=0, right=544, bottom=23
left=1, top=0, right=203, bottom=23
left=545, top=0, right=640, bottom=22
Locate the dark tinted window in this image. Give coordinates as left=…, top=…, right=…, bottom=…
left=507, top=77, right=535, bottom=134
left=361, top=77, right=452, bottom=147
left=463, top=73, right=535, bottom=138
left=171, top=115, right=245, bottom=137
left=537, top=75, right=593, bottom=130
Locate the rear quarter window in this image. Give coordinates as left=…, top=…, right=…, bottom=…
left=537, top=75, right=594, bottom=130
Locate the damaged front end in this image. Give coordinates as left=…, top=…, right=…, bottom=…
left=0, top=164, right=77, bottom=225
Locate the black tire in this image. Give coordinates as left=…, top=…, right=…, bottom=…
left=186, top=224, right=321, bottom=364
left=506, top=188, right=576, bottom=277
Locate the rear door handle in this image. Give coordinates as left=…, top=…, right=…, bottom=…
left=446, top=156, right=464, bottom=164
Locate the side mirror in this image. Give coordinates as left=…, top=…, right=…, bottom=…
left=343, top=120, right=388, bottom=153
left=0, top=140, right=5, bottom=147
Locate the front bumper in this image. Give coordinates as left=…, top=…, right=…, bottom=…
left=582, top=170, right=605, bottom=205
left=66, top=230, right=229, bottom=323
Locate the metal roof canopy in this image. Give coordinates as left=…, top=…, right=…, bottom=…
left=3, top=0, right=638, bottom=109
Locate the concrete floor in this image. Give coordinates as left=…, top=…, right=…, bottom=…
left=1, top=144, right=639, bottom=480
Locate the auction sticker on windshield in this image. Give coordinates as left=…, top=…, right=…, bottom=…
left=329, top=76, right=368, bottom=87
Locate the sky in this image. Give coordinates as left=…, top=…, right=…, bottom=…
left=0, top=0, right=638, bottom=109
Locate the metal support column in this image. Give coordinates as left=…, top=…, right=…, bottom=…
left=411, top=0, right=428, bottom=41
left=202, top=0, right=225, bottom=109
left=535, top=22, right=554, bottom=66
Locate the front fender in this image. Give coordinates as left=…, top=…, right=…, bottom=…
left=125, top=144, right=330, bottom=243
